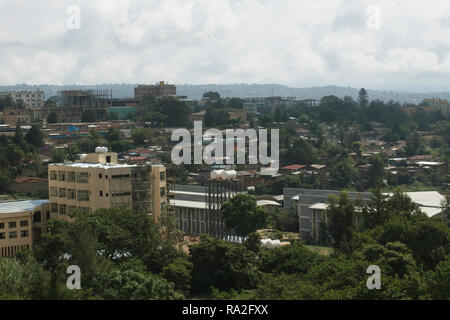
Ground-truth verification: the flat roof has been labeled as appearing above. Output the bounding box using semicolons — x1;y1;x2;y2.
170;199;207;210
0;200;49;214
50;162;139;169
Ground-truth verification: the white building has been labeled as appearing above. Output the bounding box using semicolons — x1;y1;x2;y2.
0;89;45;108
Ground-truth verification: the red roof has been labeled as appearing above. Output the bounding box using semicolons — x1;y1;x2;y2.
129;148;155;154
129;156;147;162
282;164;306;170
13;177;48;184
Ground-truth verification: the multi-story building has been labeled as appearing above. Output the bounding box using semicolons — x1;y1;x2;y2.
134;81;176;102
56;90;112;108
283;188;446;244
3;108;31;125
0;89;45;108
0;200;50;257
48;149;167;220
300;99;320;107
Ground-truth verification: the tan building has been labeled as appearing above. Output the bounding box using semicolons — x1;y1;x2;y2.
0;200;50;257
3;108;31;126
48;149;167;220
134;81;176;102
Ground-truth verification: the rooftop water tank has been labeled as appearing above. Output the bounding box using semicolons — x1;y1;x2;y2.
95;146;108;154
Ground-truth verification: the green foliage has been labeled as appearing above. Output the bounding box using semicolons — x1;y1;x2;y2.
259;242;323;274
189;235;259;293
161;257;193;294
221;194;268;238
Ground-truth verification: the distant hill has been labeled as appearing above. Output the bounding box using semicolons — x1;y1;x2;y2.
2;83;450;104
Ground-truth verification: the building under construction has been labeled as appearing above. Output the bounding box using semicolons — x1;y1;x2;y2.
56;89;113;108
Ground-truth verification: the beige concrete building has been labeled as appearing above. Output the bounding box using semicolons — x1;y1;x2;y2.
0;89;45;108
0;200;50;257
134;81;176;102
48;150;167;220
3;108;31;126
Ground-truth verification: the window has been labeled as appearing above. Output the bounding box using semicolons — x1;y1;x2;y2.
68;206;77;215
160;187;166;197
58;171;66;181
50;187;58;197
160;171;166;181
0;222;4;229
79;207;90;214
51;203;58;213
9;232;17;239
33;212;41;222
76;172;89;183
67;189;76;200
77;190;90;201
0;233;5;240
99;191;103;197
50;171;57;180
67;171;76;182
106;156;111;163
99;173;102;179
59;204;67;215
106;193;109;197
21;230;29;238
8;222;16;228
20;220;28;227
59;188;66;198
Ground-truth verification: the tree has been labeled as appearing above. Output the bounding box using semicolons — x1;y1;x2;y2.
105;128;121;142
327;192;356;251
259;242;323;274
161;257;193;294
25;124;45;148
227;97;244;109
203;91;220;100
50;148;67;163
13;124;25;146
47;111;58;123
358;88;369;108
189;235;258;293
221;194;268;238
81;109;98;122
132;128;149;146
368;154;385;187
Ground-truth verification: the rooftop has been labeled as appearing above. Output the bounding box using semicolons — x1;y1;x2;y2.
0;200;49;214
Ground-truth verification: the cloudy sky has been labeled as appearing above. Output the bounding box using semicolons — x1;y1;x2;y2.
1;0;450;91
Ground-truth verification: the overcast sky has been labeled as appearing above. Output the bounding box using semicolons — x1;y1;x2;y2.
1;0;450;92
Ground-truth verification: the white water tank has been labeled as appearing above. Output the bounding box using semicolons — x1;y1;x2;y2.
79;154;88;160
260;239;281;249
95;146;108;153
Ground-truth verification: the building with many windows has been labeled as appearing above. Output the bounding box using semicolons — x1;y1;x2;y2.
0;200;50;257
0;89;45;108
48;149;167;220
134;81;176;102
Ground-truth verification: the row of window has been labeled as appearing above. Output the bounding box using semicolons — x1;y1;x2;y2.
0;230;29;240
0;244;30;257
49;171;89;183
0;220;28;229
50;187;90;201
50;203;90;215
